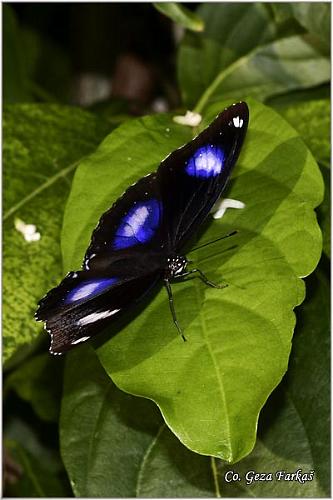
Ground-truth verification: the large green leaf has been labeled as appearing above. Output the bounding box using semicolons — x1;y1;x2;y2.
61;98;322;462
61;269;329;497
178;4;330;111
3;104;112;362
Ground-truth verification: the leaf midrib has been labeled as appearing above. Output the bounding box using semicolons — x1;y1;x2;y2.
193;278;233;460
84;383;113;496
3;157;86;221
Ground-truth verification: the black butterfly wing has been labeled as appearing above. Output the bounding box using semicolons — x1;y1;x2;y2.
36;258;162;354
157;101;249;252
84;173;166;272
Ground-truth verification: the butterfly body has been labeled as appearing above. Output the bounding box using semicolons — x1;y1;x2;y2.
36;102;249;354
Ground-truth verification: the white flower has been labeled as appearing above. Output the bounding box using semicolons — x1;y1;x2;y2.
14;218;41;242
211;198;246;219
173;111;202;127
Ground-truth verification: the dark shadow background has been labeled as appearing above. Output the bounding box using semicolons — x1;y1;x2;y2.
5;3;197;113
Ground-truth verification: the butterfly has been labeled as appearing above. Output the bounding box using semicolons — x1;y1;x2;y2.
35;102;249;354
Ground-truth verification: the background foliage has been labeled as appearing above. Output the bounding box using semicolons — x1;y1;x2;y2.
3;3;330;497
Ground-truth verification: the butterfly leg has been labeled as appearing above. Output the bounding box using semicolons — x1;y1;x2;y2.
176;269;228;289
164;279;187;342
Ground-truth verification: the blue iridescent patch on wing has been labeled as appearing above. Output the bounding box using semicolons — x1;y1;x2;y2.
65;277;118;304
185;145;225;178
113;198;162;250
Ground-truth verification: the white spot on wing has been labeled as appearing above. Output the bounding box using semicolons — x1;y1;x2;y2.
71;336;91;345
211;198;246;219
233;116;244;128
15;218;41;242
78;308;120;326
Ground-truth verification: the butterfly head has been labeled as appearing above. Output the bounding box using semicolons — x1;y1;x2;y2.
166;255;187;278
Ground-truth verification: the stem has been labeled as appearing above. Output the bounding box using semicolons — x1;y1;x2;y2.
193;53;250;114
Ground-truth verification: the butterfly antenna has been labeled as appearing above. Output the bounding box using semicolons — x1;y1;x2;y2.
189;230;238;253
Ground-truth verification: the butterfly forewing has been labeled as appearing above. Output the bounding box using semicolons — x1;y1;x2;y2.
84;173;166;272
157;102;249;251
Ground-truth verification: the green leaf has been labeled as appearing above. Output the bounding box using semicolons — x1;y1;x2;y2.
134;427;218;497
273;100;330;257
61;98;323;463
267;84;330;107
5;440;69;497
178;3;278;108
60;346;162;497
3;104;112;363
4;414;61;469
291;3;330;49
154;3;204;32
178;4;330;111
270;3;294;24
5;353;64;422
274;99;330;168
271;0;331;49
195;37;329;113
4;411;70;497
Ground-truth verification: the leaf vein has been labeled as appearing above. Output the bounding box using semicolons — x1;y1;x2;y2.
3;157;85;221
135;423;165;497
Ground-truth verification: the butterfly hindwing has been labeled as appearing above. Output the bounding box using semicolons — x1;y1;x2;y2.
36;264;161;354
